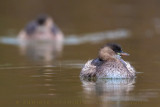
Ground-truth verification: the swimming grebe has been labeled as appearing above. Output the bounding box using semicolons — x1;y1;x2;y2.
18;14;63;42
18;15;64;62
80;43;135;79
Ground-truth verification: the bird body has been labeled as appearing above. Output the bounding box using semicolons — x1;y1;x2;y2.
80;43;135;79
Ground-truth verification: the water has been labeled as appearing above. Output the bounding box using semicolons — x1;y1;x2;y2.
0;0;160;107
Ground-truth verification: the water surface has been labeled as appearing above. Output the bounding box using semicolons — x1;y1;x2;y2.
0;0;160;107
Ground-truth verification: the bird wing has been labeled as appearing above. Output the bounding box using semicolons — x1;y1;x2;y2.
96;60;134;78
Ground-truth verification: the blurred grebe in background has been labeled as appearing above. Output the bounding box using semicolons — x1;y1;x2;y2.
18;14;64;62
18;14;63;42
80;43;135;79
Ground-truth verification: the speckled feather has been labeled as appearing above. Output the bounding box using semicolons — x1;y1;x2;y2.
80;59;135;79
80;60;96;78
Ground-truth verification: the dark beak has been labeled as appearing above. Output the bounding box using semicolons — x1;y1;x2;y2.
119;52;129;56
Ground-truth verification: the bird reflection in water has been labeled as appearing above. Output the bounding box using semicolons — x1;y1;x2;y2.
80;78;135;106
18;14;64;62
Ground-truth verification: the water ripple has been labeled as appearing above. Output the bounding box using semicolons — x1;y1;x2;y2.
0;29;130;46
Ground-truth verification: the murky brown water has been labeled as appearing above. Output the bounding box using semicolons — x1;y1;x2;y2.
0;0;160;107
